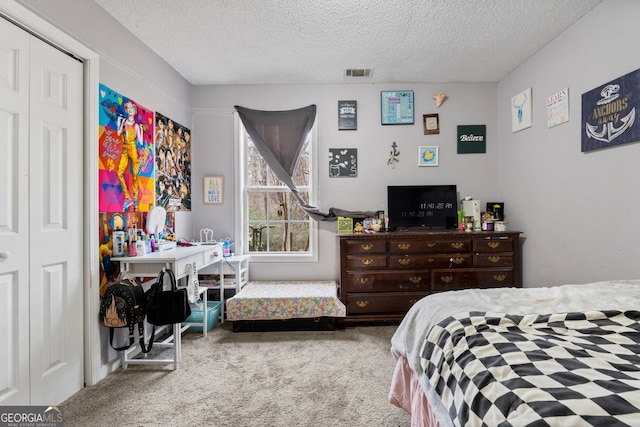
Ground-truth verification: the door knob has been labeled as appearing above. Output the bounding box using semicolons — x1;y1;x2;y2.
0;250;10;261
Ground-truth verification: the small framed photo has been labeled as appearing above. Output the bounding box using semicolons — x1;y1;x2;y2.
381;90;414;125
418;146;439;167
203;175;224;204
423;113;440;135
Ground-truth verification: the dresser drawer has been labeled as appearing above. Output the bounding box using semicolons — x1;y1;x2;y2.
473;237;514;252
389;238;471;254
432;268;514;292
346;291;429;315
338;231;521;323
345;254;387;269
344;239;386;254
390;253;472;269
345;270;430;292
474;253;514;268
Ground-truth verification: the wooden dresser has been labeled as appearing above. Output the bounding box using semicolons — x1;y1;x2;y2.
338;230;522;323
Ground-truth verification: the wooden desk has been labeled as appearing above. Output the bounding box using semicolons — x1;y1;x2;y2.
112;243;223;369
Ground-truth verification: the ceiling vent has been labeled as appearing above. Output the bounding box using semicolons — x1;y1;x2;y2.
344;68;373;78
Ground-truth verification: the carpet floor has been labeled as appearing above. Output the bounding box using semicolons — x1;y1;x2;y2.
62;322;411;426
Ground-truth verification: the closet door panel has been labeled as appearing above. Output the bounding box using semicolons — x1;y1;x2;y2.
0;17;30;406
28;34;84;406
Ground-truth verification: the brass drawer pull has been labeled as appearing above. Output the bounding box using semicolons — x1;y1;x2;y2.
409;299;418;305
450;257;464;264
361;259;373;266
356;277;368;285
488;256;501;263
398;258;411;266
360;243;374;251
427;242;437;248
450;242;464;249
397;243;411;251
488;242;501;249
440;275;454;284
409;276;422;284
427;258;435;263
356;300;369;307
493;274;507;282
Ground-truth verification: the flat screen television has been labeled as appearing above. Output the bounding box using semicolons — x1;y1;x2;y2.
387;185;458;230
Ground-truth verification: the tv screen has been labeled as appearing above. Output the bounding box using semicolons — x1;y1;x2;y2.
387;185;458;230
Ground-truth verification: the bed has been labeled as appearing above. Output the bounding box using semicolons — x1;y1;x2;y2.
389;280;640;426
225;280;346;330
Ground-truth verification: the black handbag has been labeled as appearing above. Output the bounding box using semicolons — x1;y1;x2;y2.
146;268;192;326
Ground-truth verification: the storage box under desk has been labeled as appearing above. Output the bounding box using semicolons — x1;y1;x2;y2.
184;301;221;332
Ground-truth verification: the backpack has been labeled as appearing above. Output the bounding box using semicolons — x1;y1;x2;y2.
99;274;153;352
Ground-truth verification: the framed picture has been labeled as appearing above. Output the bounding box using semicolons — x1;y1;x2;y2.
381;90;414;125
511;87;532;132
457;125;486;154
338;100;357;130
418;146;439;166
423;113;440;135
203;176;223;204
582;68;640;152
547;88;569;128
329;148;358;177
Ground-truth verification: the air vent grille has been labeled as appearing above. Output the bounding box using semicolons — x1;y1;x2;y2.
344;68;373;78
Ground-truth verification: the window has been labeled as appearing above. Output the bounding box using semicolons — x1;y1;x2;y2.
237;120;317;260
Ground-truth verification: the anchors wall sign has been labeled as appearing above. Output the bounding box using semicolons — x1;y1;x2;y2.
582;68;640;152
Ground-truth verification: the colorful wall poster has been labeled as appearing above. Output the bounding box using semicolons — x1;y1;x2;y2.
98;84;155;212
155;112;192;211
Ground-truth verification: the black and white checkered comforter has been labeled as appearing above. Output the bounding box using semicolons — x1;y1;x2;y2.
421;310;640;426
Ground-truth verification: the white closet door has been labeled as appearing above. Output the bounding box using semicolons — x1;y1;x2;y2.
28;30;84;405
0;17;84;405
0;15;31;406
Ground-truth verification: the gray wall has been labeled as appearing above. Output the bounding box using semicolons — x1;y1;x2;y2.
497;0;640;286
191;83;499;280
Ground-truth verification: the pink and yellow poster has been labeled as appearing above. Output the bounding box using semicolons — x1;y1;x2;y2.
98;84;155;212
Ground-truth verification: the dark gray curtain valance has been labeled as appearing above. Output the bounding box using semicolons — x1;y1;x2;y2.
235;105;374;222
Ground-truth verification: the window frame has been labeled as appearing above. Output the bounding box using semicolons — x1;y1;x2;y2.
234;113;318;262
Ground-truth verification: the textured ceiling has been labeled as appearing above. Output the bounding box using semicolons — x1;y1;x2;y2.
93;0;602;85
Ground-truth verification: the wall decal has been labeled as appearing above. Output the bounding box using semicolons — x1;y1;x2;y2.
387;142;400;168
